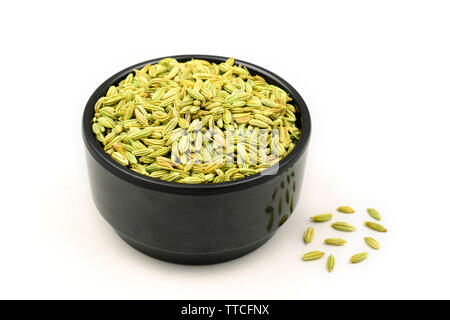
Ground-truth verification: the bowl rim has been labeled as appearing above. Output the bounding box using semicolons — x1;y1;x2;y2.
82;54;311;194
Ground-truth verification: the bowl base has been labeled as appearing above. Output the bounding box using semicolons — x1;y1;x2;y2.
115;230;274;265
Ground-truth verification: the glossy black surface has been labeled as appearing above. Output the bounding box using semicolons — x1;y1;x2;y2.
82;55;311;264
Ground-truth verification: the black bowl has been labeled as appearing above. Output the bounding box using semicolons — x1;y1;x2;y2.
82;55;311;265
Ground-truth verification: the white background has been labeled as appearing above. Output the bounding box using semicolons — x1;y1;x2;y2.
1;0;449;299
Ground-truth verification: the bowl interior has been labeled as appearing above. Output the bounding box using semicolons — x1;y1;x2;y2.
82;55;311;194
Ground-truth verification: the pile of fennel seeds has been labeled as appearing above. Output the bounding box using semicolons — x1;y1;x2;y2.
302;207;388;272
91;58;302;184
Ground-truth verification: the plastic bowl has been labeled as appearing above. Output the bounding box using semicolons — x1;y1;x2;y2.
82;55;311;264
